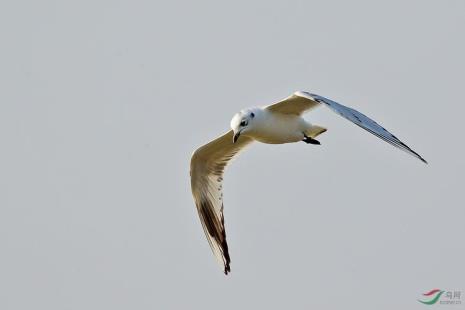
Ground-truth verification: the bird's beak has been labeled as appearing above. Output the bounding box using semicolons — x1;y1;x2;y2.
233;131;241;143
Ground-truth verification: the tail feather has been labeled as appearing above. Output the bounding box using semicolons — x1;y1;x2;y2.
306;125;327;138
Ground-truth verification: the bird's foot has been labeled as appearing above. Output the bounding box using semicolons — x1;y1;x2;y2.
302;135;321;145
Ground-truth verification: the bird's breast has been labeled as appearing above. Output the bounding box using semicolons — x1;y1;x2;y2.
249;113;308;144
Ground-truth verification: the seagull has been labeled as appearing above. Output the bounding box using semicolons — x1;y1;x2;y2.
190;91;426;275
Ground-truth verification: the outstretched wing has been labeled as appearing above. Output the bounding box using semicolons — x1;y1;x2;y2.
265;91;320;115
190;130;253;274
267;91;427;163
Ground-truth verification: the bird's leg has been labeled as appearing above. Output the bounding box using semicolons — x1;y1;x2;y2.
302;133;321;145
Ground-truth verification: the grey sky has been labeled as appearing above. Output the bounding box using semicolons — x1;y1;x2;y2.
1;0;464;309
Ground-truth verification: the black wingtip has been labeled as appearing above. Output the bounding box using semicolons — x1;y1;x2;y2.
405;144;427;164
223;259;231;275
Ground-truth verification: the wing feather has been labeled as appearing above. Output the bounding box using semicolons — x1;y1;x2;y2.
270;91;427;163
265;91;320;115
190;130;253;274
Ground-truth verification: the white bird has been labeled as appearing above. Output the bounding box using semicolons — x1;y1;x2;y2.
190;91;426;274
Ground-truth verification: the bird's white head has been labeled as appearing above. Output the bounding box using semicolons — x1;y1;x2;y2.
230;109;259;143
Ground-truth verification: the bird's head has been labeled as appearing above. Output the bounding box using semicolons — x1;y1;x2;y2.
230;109;256;143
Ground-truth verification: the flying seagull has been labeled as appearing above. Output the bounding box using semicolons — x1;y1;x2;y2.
190;91;426;274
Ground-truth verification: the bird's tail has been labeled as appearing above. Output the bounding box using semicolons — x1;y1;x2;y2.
305;125;327;138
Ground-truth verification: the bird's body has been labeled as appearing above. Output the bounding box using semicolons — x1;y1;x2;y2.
238;108;314;144
190;91;426;275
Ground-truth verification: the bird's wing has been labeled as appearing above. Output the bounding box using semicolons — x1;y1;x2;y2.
190;130;253;274
269;91;427;163
265;91;321;115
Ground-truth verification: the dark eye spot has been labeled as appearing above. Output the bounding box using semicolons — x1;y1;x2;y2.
240;120;246;126
250;112;255;118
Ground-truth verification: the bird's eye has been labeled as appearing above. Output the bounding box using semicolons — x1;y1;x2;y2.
240;120;247;127
250;112;255;118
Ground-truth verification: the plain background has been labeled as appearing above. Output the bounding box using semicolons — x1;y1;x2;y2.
1;0;464;309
